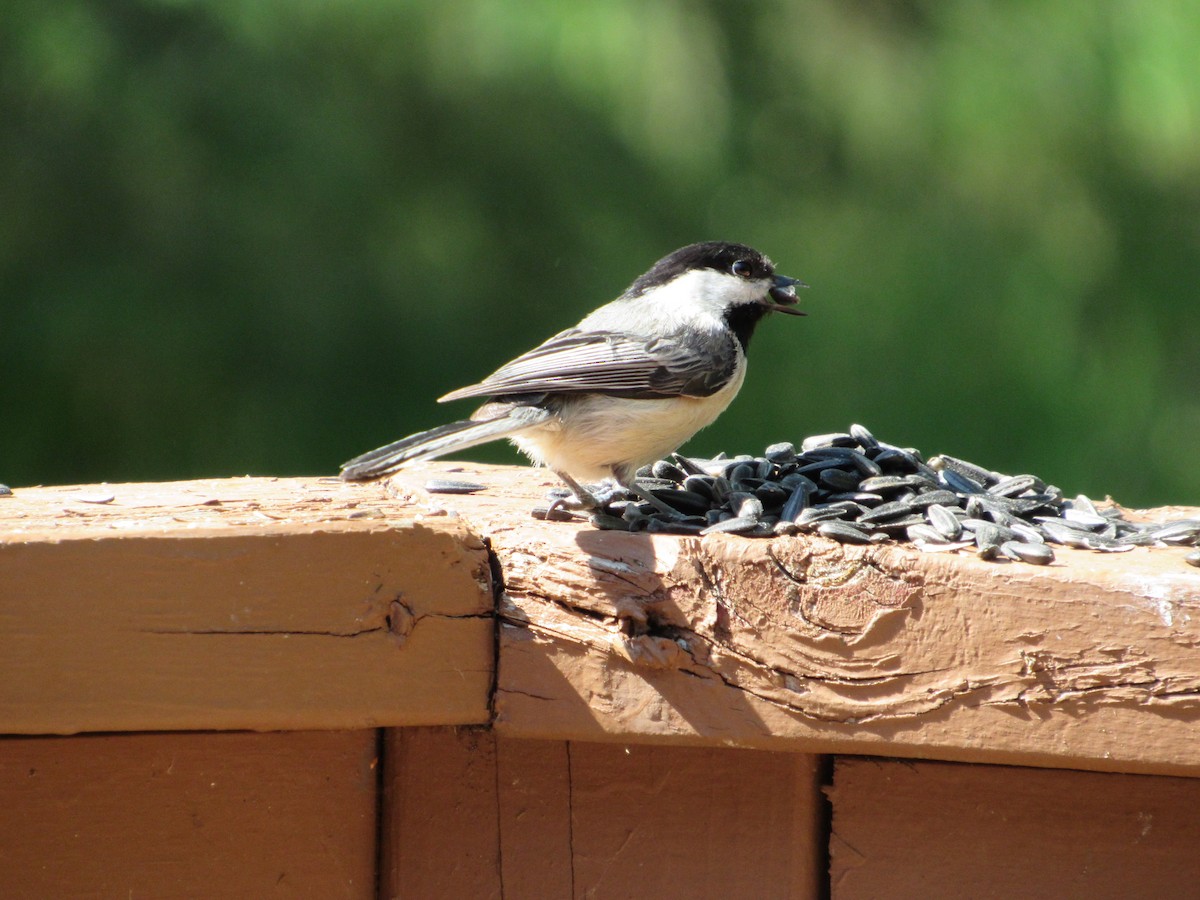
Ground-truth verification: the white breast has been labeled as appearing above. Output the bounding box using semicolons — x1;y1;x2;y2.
509;358;747;484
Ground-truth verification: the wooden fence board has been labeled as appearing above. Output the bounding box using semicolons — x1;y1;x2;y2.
496;737;575;897
563;742;822;899
382;727;503;899
828;757;1200;899
0;730;377;898
380;728;823;899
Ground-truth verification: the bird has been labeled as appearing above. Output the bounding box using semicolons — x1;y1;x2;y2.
339;241;806;513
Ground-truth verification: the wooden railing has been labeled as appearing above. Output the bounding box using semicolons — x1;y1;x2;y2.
2;463;1198;897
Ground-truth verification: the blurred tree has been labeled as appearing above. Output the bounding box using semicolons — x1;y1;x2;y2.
2;0;1197;506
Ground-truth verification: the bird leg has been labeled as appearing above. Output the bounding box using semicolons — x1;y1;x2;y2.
544;470;607;516
544;470;685;521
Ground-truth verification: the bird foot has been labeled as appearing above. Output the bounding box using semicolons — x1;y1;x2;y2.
542;481;625;516
542;471;689;522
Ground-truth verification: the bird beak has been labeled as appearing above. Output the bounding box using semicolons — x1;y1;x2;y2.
767;274;808;315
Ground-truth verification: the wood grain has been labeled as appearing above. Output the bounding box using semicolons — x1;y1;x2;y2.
380;728;822;900
0;477;493;734
562;741;822;899
828;758;1200;899
382;727;503;899
3;466;1199;777
0;730;378;898
392;464;1200;777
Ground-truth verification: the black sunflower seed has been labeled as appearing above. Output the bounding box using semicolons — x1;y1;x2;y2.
701;515;761;536
817;521;873;544
527;426;1200;568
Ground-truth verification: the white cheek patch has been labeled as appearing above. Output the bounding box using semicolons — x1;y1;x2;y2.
580;268;772;338
650;268;770;321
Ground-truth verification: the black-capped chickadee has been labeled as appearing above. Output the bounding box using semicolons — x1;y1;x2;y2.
340;241;806;510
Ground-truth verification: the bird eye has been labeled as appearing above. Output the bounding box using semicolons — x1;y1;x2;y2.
732;260;753;278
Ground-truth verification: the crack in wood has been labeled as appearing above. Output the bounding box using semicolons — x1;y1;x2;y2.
138;627;392;637
467;468;1200;769
675;651;989;725
138;610;492;640
497;687;558;702
1014;677;1200;708
484;535;505;728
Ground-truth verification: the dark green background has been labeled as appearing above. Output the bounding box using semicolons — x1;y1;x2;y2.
4;1;1198;507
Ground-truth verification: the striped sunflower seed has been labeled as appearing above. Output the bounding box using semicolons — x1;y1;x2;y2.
701;515;761;536
926;504;963;540
527;425;1200;568
1001;541;1055;565
817;521;873;544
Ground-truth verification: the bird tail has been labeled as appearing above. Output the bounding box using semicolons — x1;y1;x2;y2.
339;412;540;481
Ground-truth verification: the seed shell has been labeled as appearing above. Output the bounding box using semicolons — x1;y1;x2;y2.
1001;541;1055;565
424;479;486;494
817;521;873;544
926;504;963;540
700;515;760;536
524;424;1200;568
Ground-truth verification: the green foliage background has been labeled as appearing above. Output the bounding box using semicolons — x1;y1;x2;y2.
4;0;1198;506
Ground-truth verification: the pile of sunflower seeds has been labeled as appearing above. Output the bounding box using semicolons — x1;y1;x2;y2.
535;424;1200;566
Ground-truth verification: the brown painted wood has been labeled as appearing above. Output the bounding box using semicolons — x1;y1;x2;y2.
0;730;378;898
0;477;493;734
382;727;503;899
371;463;1200;777
380;728;823;899
496;737;574;897
563;742;823;899
828;758;1200;899
4;466;1200;781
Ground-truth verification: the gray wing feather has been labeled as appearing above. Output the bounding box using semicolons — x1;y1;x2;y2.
439;329;736;403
